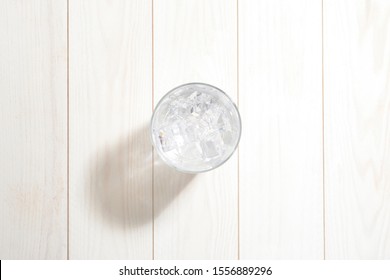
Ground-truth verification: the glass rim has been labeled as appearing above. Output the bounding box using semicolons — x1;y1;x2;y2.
150;82;242;174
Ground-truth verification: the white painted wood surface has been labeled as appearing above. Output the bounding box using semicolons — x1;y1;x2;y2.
69;0;153;259
153;0;238;259
324;0;390;259
239;0;323;259
0;0;389;260
0;0;67;259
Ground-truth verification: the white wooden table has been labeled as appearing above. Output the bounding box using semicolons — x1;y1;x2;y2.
0;0;389;259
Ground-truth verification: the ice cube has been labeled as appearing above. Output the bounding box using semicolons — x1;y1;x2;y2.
157;129;176;152
179;142;203;161
201;140;219;159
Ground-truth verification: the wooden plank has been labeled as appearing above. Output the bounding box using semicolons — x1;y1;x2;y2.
324;0;390;259
153;0;238;259
239;0;323;259
69;0;153;259
0;0;67;259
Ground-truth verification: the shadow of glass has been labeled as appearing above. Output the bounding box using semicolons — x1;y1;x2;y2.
91;124;195;228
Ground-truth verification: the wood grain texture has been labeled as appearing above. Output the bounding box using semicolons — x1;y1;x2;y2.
324;0;390;259
0;0;67;259
153;0;238;259
69;0;153;259
239;0;324;259
2;0;390;260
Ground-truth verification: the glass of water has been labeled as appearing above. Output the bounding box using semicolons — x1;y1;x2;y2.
151;83;241;173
